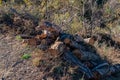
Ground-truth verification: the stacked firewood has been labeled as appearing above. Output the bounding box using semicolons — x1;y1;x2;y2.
20;21;120;80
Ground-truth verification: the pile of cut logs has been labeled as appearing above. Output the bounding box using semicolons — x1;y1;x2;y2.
20;21;120;80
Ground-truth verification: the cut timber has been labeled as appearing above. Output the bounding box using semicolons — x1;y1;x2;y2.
72;49;82;59
22;38;40;46
84;38;96;45
49;41;66;57
64;38;71;45
50;41;66;53
35;34;47;39
50;41;63;50
47;49;60;57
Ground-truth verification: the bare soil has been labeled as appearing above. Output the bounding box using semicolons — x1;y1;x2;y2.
0;34;44;80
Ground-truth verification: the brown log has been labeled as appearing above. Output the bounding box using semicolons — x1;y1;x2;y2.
50;41;63;50
35;34;47;39
72;49;82;59
84;37;96;45
25;38;39;46
47;41;66;58
47;49;60;57
63;38;71;45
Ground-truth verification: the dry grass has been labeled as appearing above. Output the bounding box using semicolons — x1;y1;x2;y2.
94;41;120;64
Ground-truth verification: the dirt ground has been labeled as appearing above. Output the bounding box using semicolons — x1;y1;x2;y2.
0;34;46;80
